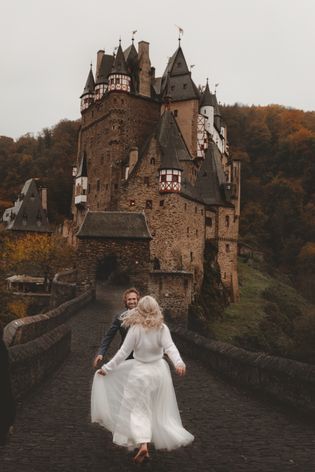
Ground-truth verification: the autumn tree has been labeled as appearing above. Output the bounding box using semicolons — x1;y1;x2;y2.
3;234;75;287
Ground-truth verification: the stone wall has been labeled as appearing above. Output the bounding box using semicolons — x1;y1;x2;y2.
5;288;94;399
79;92;160;212
171;326;315;415
50;269;77;309
149;271;193;327
4;289;94;347
76;238;150;293
120;138;205;293
9;324;71;400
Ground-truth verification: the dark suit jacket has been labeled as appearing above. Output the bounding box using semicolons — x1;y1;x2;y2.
97;311;129;357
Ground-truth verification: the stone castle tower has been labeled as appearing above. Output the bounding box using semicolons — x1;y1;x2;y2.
67;37;241;323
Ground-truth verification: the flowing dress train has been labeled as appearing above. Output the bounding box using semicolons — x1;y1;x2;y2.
91;324;194;450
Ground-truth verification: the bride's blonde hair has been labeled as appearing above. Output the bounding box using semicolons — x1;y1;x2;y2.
122;295;164;329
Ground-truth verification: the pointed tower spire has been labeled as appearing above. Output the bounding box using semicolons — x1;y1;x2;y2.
108;42;131;93
80;65;95;112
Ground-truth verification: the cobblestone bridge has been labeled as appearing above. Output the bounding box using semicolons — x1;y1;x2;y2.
1;284;315;472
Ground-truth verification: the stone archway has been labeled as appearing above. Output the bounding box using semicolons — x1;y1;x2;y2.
76;237;151;293
96;254;118;282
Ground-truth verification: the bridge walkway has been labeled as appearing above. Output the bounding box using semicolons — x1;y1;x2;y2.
1;283;315;472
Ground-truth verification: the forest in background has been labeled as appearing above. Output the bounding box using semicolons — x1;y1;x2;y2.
0;104;314;301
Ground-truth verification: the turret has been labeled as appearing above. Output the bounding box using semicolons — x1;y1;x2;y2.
158;111;183;193
108;42;131;93
75;152;88;206
95;51;114;101
80;65;95;112
200;80;215;136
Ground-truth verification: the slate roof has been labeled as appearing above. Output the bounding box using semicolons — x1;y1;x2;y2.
96;54;114;85
161;46;199;101
3;179;51;232
81;67;95;97
76;151;88;177
111;44;130;75
195;144;227;206
76;211;152;239
157;110;192;169
200;81;217;108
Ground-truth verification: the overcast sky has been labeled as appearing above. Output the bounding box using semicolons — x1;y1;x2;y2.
1;0;314;139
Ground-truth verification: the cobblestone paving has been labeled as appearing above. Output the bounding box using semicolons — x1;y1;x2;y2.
1;283;315;472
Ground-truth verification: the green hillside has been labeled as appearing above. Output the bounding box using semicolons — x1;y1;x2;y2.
210;258;315;363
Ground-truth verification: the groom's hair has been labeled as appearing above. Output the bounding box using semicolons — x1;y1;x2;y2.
123;287;140;303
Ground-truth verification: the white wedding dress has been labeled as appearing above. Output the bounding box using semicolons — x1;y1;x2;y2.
91;323;194;450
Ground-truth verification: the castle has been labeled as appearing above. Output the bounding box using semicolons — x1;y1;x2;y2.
68;36;241;323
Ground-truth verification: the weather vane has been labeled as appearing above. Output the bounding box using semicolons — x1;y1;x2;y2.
132;30;137;42
175;25;184;43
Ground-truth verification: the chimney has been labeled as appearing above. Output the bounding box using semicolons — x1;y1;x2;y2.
96;49;105;79
138;41;151;97
128;146;139;176
40;187;48;212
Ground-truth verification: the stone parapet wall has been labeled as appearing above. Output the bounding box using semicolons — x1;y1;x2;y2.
50;269;78;308
9;324;71;400
171;326;315;414
4;289;94;347
149;271;193;326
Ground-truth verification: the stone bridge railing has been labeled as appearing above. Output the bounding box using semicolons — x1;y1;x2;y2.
4;288;94;399
50;269;78;308
171;325;315;416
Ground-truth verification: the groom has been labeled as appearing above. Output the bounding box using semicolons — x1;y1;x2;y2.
93;287;140;368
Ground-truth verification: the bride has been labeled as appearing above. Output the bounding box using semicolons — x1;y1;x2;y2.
91;295;194;463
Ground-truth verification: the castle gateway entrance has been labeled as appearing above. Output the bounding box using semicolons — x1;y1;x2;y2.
75;211;152;292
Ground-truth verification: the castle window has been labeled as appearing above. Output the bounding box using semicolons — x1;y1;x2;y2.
206;217;212;227
187;227;189;236
183;83;187;89
121;99;124;105
196;229;198;236
150;158;155;165
144;177;149;186
145;200;152;209
88;184;91;194
226;244;230;253
184;203;187;210
184;279;188;290
201;209;204;215
97;180;100;191
190;252;193;262
129;200;135;206
159;200;164;207
225;215;230;227
114;184;118;190
195;206;197;213
173;110;178;117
